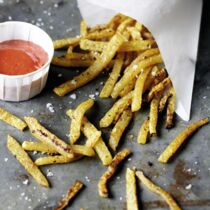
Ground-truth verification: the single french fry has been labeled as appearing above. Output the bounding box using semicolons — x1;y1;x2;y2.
80;20;88;36
136;171;181;210
53;28;115;50
159;88;173;113
24;117;74;158
80;39;154;52
100;53;124;98
68;99;94;144
35;155;82;166
158;118;209;163
22;141;57;154
0;108;27;131
51;57;93;67
98;148;131;197
147;77;171;102
118;78;136;98
117;17;135;33
53;33;125;96
72;145;95;157
79;116;112;166
100;91;133;128
149;97;160;136
7;135;49;187
166;88;176;128
126;168;139;210
112;54;163;98
132;67;152;112
54;180;84;210
109;109;133;151
137;118;150;144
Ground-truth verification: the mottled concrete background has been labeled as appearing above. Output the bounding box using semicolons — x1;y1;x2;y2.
0;0;210;209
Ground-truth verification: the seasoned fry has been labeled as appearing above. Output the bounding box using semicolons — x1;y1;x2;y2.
35;155;82;166
65;52;94;60
68;98;94;144
7;135;49;187
54;180;84;210
149;97;160;136
127;26;142;41
136;171;181;210
166;88;176;128
100;53;124;98
137;118;150;144
100;91;133;128
53;28;115;50
98;148;131;197
107;13;128;30
132;67;152;112
80;39;106;52
22;141;57;154
0;108;27;131
112;54;163;98
53;33;125;96
147;77;171;102
126;168;139;210
51;56;93;67
24;117;74;158
109;109;133;151
117;17;135;33
158;118;209;163
80;20;88;36
118;78;136;97
72;145;95;157
159;88;173;113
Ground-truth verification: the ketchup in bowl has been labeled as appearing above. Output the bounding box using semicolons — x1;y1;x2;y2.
0;39;48;76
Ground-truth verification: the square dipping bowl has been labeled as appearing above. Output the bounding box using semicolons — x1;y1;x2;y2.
0;21;54;101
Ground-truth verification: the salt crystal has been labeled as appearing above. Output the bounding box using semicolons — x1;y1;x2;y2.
0;0;4;4
71;80;77;85
128;158;132;161
116;176;120;180
95;91;99;96
21;192;25;197
40;0;43;4
54;3;58;7
133;64;138;70
58;73;62;77
37;18;42;22
47;170;54;177
49;25;54;30
9;186;13;190
185;184;192;190
70;93;77;100
23;179;29;185
28;206;32;209
48;12;51;16
152;71;157;76
8;16;12;20
46;103;55;113
194;161;198;165
187;168;192;172
119;197;123;201
203;96;207;99
30;110;34;113
89;94;95;99
4;158;8;162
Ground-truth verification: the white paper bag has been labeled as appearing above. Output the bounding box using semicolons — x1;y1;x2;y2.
77;0;203;121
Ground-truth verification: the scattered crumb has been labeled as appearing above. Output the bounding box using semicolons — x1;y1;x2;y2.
70;93;77;100
185;184;192;190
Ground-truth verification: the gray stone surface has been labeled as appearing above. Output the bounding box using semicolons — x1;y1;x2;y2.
0;0;210;209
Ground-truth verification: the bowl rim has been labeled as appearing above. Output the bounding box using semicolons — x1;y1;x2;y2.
0;21;54;79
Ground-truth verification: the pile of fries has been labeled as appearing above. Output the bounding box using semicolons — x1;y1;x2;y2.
0;13;209;210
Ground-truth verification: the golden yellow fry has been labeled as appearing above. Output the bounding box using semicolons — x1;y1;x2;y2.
118;78;136;97
24;117;74;158
99;53;124;98
127;26;142;41
22;141;57;154
72;145;95;157
132;67;152;112
53;33;125;96
100;91;133;128
65;52;94;60
54;180;84;210
166;88;176;129
88;24;107;33
0;108;27;131
98;148;132;197
149;97;160;136
126;168;139;210
80;39;154;52
7;135;49;188
35;155;82;166
80;20;88;36
147;77;171;102
80;117;112;166
159;88;173;113
123;48;159;75
137;118;150;144
109;109;133;151
143;67;167;92
53;28;115;50
136;171;181;210
69;98;94;144
112;54;163;98
51;56;93;67
158;118;209;163
117;17;135;33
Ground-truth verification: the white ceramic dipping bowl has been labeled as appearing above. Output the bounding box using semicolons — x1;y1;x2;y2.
0;21;54;101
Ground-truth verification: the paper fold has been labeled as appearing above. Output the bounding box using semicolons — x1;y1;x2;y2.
78;0;203;121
